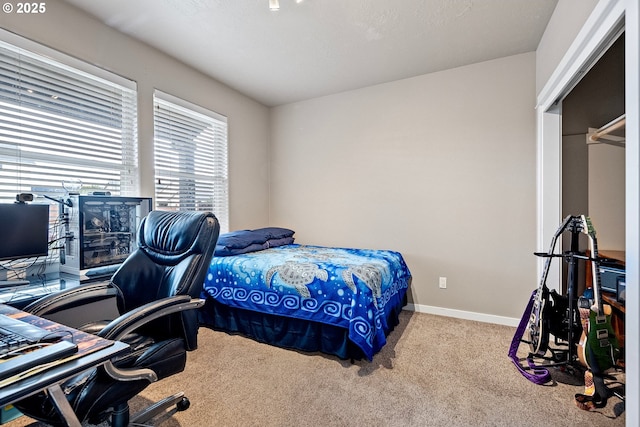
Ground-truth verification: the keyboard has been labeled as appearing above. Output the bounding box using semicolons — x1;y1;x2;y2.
0;314;68;356
0;340;78;382
0;314;78;382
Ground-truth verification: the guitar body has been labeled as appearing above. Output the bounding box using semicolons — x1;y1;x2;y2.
528;287;550;356
577;304;617;371
577;331;588;368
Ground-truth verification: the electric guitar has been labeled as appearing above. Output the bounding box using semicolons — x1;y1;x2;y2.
527;215;572;356
576;215;618;371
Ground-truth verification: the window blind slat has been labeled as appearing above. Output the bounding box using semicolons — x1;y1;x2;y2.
153;93;228;232
0;51;131;123
0;38;138;202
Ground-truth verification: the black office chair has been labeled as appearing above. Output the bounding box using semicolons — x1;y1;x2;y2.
15;210;220;427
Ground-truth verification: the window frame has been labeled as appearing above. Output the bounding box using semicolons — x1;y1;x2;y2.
0;29;139;202
153;90;229;232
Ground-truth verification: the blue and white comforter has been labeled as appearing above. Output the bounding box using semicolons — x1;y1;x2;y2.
202;244;411;360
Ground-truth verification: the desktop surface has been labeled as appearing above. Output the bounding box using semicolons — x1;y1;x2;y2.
0;304;128;408
0;274;83;309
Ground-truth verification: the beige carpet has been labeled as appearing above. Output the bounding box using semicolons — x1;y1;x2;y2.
7;311;625;426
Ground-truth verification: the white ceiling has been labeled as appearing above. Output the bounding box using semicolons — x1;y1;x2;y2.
63;0;558;107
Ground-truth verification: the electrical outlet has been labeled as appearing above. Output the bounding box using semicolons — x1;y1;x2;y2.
439;276;447;289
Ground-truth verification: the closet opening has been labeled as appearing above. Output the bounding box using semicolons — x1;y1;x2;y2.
561;32;625;297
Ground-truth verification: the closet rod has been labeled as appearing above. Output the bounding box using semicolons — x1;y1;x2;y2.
588;113;626;142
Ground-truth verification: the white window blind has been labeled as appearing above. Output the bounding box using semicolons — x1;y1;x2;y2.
0;36;138;203
153;91;229;232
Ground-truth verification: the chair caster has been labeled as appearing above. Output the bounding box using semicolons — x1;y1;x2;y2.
130;392;190;425
177;397;190;411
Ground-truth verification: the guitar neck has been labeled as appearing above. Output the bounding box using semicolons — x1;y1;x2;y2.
580;215;604;315
537;215;574;292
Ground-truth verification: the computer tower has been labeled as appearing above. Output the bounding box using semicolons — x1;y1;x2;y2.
60;195;152;281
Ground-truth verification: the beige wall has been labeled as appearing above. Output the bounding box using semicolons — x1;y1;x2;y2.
270;53;537;319
0;0;271;231
536;0;600;95
588;143;625;248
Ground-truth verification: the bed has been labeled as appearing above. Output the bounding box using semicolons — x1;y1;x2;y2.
198;228;412;361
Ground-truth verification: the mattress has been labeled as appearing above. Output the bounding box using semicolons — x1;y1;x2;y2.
200;244;411;360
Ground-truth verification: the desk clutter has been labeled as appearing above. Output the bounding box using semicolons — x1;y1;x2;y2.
0;404;21;424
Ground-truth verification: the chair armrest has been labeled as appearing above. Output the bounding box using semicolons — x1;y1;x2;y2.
97;296;205;341
100;296;204;384
23;281;118;317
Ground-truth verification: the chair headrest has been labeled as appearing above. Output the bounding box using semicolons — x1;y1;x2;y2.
138;210;219;265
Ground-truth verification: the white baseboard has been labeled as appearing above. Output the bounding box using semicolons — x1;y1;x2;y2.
403;303;520;327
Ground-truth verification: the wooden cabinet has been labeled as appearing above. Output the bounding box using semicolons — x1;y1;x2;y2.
602;292;625;362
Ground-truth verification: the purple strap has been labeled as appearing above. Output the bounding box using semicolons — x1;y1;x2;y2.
508;290;551;385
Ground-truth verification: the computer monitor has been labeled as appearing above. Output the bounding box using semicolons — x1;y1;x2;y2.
0;203;50;262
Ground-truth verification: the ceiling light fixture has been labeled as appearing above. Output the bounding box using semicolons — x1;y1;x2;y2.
269;0;303;11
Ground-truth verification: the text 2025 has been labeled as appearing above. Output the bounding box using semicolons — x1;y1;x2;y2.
17;2;46;13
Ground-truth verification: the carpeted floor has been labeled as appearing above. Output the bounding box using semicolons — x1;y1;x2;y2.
7;310;625;426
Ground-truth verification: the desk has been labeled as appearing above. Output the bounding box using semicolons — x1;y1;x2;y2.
0;275;83;309
0;304;128;426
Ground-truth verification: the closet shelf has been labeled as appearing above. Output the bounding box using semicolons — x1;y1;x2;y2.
587;113;626;145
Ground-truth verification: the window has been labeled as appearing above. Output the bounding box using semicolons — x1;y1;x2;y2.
0;33;138;203
153;91;229;232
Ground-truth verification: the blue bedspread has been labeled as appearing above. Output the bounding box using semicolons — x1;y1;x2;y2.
202;244;411;360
